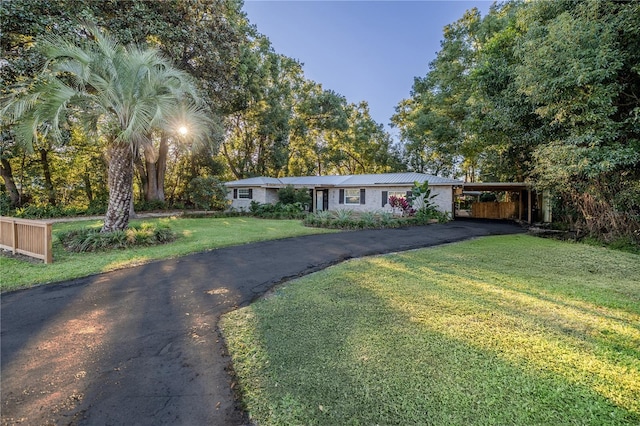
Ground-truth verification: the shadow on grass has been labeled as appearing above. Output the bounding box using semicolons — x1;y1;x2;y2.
223;257;640;425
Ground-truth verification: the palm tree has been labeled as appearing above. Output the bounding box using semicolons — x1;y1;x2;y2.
3;26;210;231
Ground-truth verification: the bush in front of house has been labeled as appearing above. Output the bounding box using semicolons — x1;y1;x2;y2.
303;209;447;230
277;185;311;207
59;223;176;252
249;200;307;219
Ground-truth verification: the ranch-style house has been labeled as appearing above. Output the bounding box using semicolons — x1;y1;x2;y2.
225;172;462;215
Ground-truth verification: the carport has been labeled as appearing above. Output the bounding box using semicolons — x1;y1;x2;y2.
454;182;546;224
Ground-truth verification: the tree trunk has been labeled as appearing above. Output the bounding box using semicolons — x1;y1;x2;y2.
135;157;149;201
102;143;133;232
0;158;20;207
83;171;93;202
221;141;242;179
145;159;158;201
156;134;168;202
138;134;168;202
129;193;137;219
39;148;57;206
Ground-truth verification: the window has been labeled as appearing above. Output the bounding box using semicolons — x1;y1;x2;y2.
339;188;365;205
345;189;361;205
238;188;252;199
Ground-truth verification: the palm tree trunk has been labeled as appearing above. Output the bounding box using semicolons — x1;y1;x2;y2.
102;144;133;232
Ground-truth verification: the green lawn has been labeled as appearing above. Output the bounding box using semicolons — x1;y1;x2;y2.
0;216;335;292
220;235;640;425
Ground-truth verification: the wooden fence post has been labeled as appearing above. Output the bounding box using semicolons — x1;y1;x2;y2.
12;219;17;255
44;222;53;264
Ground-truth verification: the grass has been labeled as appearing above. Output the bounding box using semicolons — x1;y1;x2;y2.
0;216;335;292
220;234;640;425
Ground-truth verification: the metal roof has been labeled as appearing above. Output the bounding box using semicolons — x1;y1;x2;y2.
225;173;462;188
339;173;461;186
224;177;282;187
461;182;531;191
279;175;349;186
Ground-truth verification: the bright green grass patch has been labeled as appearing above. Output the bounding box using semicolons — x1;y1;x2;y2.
0;216;335;291
220;234;640;425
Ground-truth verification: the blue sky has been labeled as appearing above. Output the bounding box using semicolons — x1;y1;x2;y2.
242;0;493;134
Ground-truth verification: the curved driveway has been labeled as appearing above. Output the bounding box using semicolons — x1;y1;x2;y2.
1;220;524;425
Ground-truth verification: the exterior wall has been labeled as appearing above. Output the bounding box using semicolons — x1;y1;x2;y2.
265;188;279;204
227;187;281;210
324;185;454;214
228;185;454;214
227;187;264;210
425;186;454;214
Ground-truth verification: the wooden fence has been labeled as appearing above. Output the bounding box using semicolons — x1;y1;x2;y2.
471;201;519;220
0;216;53;264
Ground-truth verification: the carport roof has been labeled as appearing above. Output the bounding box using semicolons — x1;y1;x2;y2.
461;182;531;191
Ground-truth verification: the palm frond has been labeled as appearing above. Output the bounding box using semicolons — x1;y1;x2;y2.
8;24;213;154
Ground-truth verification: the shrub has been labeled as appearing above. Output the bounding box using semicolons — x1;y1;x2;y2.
333;209;353;220
249;200;262;214
85;196;108;215
135;199;167;212
59;223;177;252
409;181;438;211
187;177;229;210
359;211;378;228
480;192;498;202
303;208;448;230
0;193;14;216
388;195;413;216
248;201;307;219
278;185;311;208
14;203;83;219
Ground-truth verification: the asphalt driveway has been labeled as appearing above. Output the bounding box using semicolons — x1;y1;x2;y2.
1;219;525;425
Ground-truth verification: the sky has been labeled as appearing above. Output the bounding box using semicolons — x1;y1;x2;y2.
242;0;493;135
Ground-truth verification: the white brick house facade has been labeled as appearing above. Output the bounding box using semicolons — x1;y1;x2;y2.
225;173;462;215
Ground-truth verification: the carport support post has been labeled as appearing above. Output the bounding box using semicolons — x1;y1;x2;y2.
519;190;523;221
527;189;532;224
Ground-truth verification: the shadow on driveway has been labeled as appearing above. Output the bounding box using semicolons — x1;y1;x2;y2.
1;220;524;425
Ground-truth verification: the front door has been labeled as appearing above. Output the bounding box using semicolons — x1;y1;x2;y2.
315;189;329;211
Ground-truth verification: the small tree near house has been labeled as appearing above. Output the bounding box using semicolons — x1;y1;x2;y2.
409;181;439;219
188;177;229;210
277;185;311;209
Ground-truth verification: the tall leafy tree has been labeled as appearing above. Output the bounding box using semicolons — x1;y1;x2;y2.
327;102;403;175
288;83;349;176
220;36;303;179
395;0;639;240
4;26;210;231
1;0;247;206
0;0;85;207
466;1;547;182
515;0;640;238
88;0;247;201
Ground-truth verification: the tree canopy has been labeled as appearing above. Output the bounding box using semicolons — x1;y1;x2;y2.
0;0;401;218
393;0;639;241
3;25;211;231
2;0;637;243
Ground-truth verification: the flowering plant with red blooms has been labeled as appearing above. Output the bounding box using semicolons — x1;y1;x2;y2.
388;195;414;216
